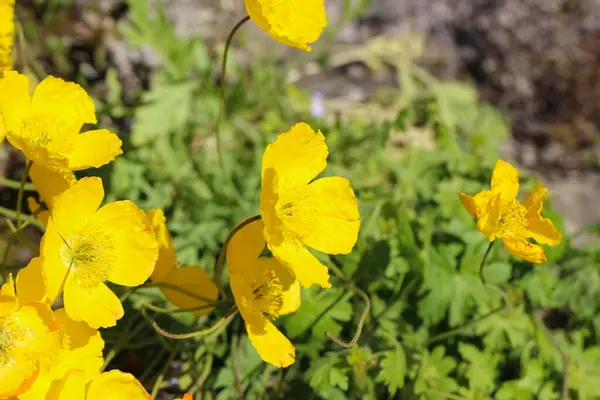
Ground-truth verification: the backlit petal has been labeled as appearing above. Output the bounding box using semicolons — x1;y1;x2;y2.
490;159;519;200
16;257;48;306
227;218;266;276
69;129;123;170
269;236;331;288
502;238;546;263
63;276;124;328
247;319;295;368
258;257;300;315
93;201;158;287
159;266;219;316
147;209;177;281
261;123;327;193
86;371;151;400
51;177;104;235
230;271;264;330
40;219;70;304
0;71;30;135
476;192;501;241
523;182;562;246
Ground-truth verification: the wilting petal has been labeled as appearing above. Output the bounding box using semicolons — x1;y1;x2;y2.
146;209;177;281
269;235;331;288
502;238;546;263
159;266;219;316
69;129;123;170
490;159;519;200
227;218;267;276
51;177;104;235
0;71;31;135
261;123;327;193
63;276;124;329
86;371;151;400
247;319;295;368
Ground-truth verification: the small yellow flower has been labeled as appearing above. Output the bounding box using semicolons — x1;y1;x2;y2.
0;263;63;399
261;122;360;288
27;163;77;226
228;218;300;368
175;395;193;400
47;369;151;400
0;0;15;73
244;0;327;51
41;177;158;328
146;209;219;316
0;71;123;174
459;159;563;263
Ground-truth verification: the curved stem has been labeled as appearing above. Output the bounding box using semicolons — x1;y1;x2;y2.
327;284;370;348
213;215;262;298
16;161;33;231
152;307;238;340
479;240;495;285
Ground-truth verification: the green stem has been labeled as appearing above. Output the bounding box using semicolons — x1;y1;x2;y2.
426;304;505;345
479;241;495;285
151;350;176;399
213;215;262;298
16;161;33;231
152;307;238;340
0;205;44;231
0;177;35;191
327;283;370;348
5;219;39;252
101;316;147;371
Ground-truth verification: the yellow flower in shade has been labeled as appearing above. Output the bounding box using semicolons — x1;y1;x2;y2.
0;71;123;174
261;122;360;288
0;261;63;399
175;395;193;400
459;159;563;263
244;0;326;51
41;177;158;328
47;369;150;400
27;163;77;226
228;218;300;368
146;209;219;316
0;0;15;73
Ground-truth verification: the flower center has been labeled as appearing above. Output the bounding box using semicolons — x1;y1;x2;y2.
252;269;284;319
60;225;116;288
494;199;528;239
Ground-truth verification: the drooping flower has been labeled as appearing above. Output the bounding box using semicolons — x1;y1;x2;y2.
47;369;151;400
0;0;15;73
459;159;562;263
146;209;219;316
260;122;360;288
27;163;77;226
41;177;158;328
244;0;327;51
0;71;123;175
0;260;63;399
228;218;300;368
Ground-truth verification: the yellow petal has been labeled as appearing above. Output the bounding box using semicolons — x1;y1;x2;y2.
159;266;219;316
63;275;124;328
16;257;49;306
40;219;70;304
0;115;6;143
230;271;264;329
68;129;123;170
458;192;477;217
51;177;104;235
29;163;76;210
269;236;331;288
502;238;546;263
86;371;151;400
227;218;267;276
258;257;300;315
476;193;501;241
27;197;50;226
247;319;295;368
92;201;158;287
283;176;360;255
523;182;563;246
261;123;327;193
30;75;96;134
45;369;88;400
490;159;519;200
0;71;30;135
147;209;177;281
175;395;193;400
244;0;326;51
0;273;17;316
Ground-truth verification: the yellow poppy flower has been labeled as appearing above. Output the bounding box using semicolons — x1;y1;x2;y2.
260;122;360;288
0;71;123;174
47;369;150;400
0;268;63;399
244;0;326;51
0;0;15;73
459;159;563;263
228;218;300;368
146;209;219;316
27;163;77;226
41;177;158;328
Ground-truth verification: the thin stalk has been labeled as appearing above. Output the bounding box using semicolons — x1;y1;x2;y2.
151;351;176;399
152;307;238;340
426;304;505;345
0;177;35;191
327;283;370;348
0;205;45;231
16;161;33;231
479;240;495;285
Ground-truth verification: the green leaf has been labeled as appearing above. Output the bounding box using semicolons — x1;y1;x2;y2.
376;341;406;396
306;356;349;394
414;346;459;396
457;343;500;393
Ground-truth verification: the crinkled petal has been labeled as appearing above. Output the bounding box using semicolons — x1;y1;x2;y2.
86;371;151;400
16;257;49;306
63;275;124;328
247;319;295;368
523;182;562;246
92;201;158;287
68;129;123;170
147;209;177;281
261;123;327;194
0;71;30;135
257;257;300;315
51;177;104;235
227;218;267;276
41;219;70;304
159;266;219;316
490;159;519;200
244;0;326;51
502;238;546;263
269;235;331;288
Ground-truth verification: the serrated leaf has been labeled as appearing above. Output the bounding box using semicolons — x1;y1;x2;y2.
376;341;406;395
458;343;499;393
